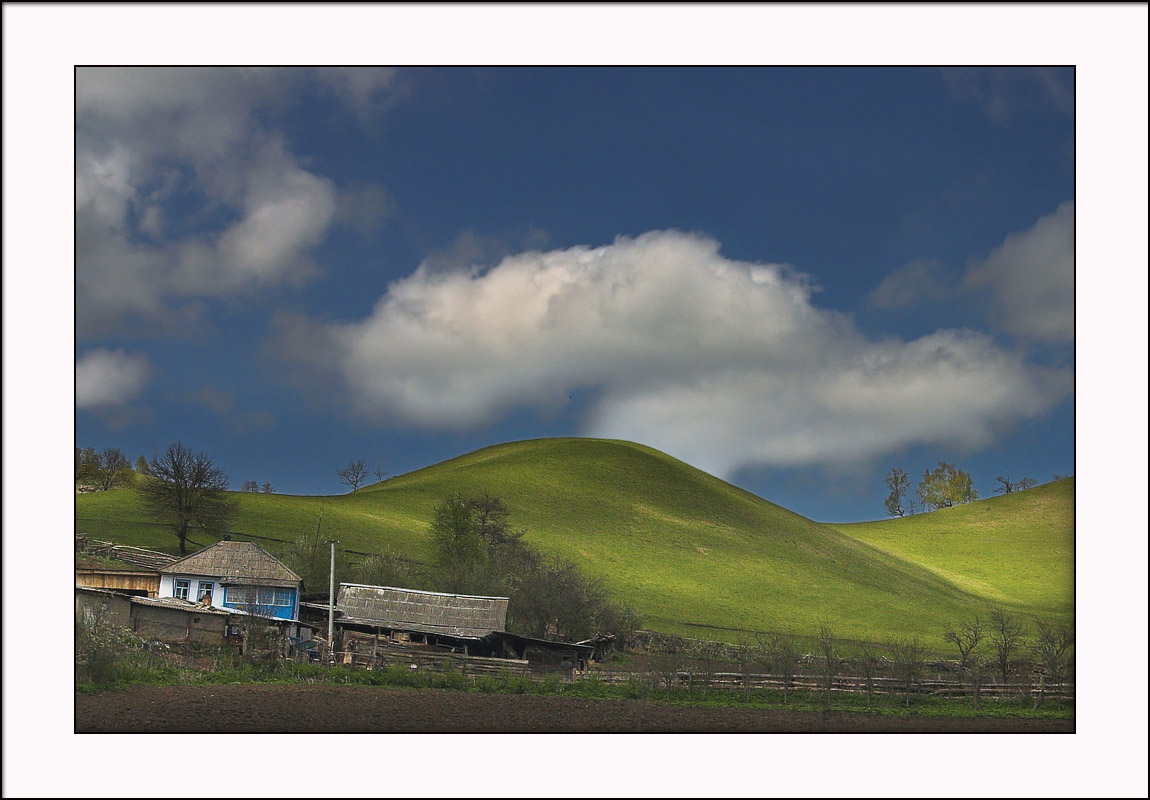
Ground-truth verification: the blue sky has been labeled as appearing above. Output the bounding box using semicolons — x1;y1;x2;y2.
73;65;1077;521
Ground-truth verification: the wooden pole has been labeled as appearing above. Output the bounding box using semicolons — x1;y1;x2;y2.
327;539;338;658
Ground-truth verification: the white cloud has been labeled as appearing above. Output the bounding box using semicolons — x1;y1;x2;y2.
966;201;1074;343
75;67;396;336
276;230;1072;476
75;349;151;409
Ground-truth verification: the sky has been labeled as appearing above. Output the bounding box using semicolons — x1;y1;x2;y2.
4;7;1148;797
73;64;1078;522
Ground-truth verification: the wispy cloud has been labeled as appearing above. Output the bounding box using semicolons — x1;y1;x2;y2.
965;201;1074;344
939;67;1074;122
867;258;952;310
76;349;151;409
273;230;1072;477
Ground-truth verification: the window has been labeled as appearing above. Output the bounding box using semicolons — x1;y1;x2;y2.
173;579;190;600
223;586;293;610
197;581;214;602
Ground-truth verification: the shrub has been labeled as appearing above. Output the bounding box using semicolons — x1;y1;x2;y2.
75;609;144;686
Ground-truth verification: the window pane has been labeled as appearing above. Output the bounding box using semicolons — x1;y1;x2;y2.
174;580;190;600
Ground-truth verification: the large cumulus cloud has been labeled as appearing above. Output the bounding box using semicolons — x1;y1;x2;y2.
274;230;1072;477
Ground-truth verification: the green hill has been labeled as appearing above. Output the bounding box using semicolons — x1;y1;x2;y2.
75;438;1073;648
829;478;1074;616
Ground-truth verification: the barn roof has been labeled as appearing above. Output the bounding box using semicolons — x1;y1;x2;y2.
159;540;300;587
335;583;509;639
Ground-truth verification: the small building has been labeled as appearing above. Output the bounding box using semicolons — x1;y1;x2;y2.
158;540;304;636
75;586;133;629
128;596;233;645
311;583;593;673
74;536;177;598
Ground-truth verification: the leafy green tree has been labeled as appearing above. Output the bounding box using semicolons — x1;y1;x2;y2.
75;446;99;485
137;442;238;555
884;467;911;517
430;494;488;592
916;461;978;511
352;547;418;588
134;454;152;476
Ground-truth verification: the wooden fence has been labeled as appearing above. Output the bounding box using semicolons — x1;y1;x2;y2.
590;669;1075;700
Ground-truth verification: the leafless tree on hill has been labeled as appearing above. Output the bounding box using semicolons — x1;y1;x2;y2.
336;459;371;491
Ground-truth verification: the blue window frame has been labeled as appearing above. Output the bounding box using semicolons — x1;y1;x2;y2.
197;581;214;602
173;579;190;600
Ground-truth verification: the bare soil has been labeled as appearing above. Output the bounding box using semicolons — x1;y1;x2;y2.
74;685;1073;733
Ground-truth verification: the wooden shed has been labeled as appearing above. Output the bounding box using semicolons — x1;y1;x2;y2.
74;536;176;598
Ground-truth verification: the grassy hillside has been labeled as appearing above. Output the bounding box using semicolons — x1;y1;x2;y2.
76;439;1073;649
829;478;1074;617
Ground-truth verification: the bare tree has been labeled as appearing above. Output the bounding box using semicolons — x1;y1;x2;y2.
242;480;259;493
260;482;275;494
884;467;911;517
1032;618;1073;709
816;623;838;709
988;607;1027;685
93;447;133;491
995;476;1037;494
650;634;685;691
858;643;883;708
373;462;387;483
336;459;370;491
888;636;927;706
968;656;987;709
767;632;801;705
137;442;237;555
692;639;725;700
943;616;984;687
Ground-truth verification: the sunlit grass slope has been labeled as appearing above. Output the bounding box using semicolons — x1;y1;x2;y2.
76;439;1071;647
829;478;1074;617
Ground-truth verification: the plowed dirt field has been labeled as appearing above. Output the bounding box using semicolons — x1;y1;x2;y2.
75;685;1073;732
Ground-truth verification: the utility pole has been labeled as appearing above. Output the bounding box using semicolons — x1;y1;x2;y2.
327;539;339;660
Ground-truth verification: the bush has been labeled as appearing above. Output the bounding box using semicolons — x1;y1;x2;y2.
75;609;144;686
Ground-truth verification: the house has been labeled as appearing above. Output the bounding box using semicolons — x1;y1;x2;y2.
158;540;304;636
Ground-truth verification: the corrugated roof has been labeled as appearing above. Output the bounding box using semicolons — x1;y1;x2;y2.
336;583;509;639
130;596;231;615
160;540;300;586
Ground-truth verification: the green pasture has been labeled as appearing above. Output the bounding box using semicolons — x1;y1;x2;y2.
829;478;1074;617
76;438;1074;650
